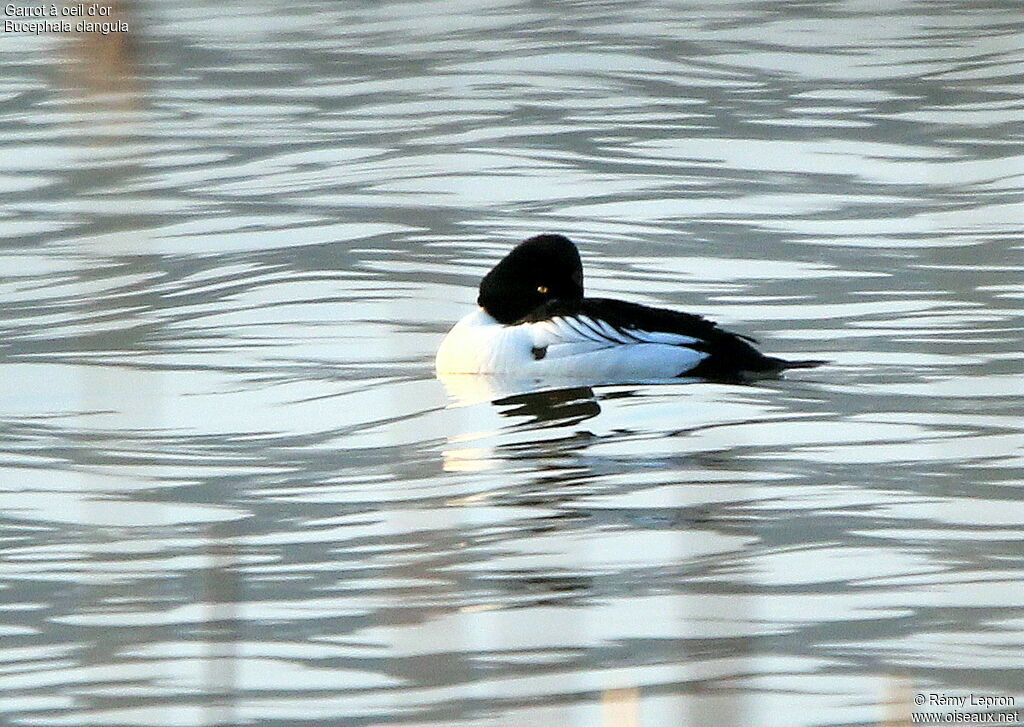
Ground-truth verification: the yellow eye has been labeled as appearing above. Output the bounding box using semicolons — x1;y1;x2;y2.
537;285;549;294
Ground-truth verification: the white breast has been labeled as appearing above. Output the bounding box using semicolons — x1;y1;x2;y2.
435;308;709;379
435;309;535;374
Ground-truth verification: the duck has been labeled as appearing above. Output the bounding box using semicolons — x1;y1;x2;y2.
435;234;824;381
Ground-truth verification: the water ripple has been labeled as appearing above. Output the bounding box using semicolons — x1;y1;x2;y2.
0;1;1022;726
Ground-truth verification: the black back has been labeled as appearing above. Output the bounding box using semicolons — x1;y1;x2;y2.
521;296;783;373
477;235;823;376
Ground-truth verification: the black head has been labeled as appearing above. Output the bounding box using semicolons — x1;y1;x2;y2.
477;234;585;323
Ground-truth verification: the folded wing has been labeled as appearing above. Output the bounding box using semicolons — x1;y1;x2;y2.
527;314;701;358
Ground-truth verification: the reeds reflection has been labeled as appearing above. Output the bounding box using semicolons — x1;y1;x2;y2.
61;4;246;725
64;1;137;100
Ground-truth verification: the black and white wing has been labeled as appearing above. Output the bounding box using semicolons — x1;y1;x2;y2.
525;312;702;359
516;297;783;376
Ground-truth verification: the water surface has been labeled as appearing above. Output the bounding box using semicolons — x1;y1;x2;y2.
1;1;1022;725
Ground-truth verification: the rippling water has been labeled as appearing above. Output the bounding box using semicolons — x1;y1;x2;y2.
1;1;1023;725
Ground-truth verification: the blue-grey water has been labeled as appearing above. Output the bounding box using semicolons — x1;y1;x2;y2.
1;1;1022;726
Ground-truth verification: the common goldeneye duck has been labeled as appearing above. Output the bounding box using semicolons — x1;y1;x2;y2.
435;234;824;380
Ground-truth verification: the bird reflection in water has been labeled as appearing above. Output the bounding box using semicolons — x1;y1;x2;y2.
437;369;614;424
439;375;611;473
493;385;602;427
438;375;605;473
436;370;703;427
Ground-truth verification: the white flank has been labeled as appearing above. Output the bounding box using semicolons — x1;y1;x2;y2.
435;308;708;378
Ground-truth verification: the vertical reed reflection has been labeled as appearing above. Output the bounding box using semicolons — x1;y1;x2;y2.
602;686;639;727
882;675;914;727
63;3;151;716
64;1;137;99
63;5;238;723
202;526;240;727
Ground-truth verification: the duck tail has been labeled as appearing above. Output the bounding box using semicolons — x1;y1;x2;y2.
772;357;828;370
